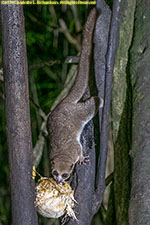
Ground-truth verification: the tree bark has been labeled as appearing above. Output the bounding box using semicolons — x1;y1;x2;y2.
111;0;135;224
67;0;122;224
1;5;38;225
67;121;97;225
129;1;150;224
94;0;111;130
112;0;136;142
93;0;123;214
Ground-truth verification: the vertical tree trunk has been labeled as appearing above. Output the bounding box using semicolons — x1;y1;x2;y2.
111;0;135;224
67;121;97;225
1;5;38;225
129;1;150;224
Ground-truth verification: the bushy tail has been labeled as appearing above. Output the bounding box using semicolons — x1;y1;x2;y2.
64;8;97;103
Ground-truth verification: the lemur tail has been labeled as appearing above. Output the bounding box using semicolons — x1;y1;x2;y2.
63;8;97;103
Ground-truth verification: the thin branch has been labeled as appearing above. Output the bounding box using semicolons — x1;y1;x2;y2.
51;64;77;111
49;5;57;24
70;5;82;33
29;59;61;71
105;172;114;186
59;18;81;52
93;0;123;213
33;131;46;168
28;12;54;32
0;75;4;82
0;69;4;81
30;98;47;121
65;56;79;64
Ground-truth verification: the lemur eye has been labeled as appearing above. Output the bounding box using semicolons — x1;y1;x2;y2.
62;173;68;179
53;170;59;177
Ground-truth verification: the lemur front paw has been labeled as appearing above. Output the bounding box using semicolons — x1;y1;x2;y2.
78;155;90;165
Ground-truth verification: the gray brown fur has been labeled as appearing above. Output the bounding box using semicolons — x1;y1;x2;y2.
47;8;100;183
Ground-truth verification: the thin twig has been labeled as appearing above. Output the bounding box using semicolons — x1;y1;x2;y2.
0;69;4;81
59;18;81;52
51;64;77;111
0;75;4;82
33;131;46;167
49;5;57;24
29;60;61;71
30;98;47;121
105;172;114;186
70;5;82;33
65;56;79;64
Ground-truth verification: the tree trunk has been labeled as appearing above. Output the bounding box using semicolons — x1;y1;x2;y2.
67;0;123;224
129;0;150;224
111;0;135;225
67;121;97;225
1;5;38;225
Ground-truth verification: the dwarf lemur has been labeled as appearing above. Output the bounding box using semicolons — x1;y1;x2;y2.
47;8;102;183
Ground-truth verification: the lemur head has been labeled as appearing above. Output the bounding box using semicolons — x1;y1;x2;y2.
51;160;74;184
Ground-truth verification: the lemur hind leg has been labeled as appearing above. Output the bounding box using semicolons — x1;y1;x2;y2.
76;96;102;164
79;96;101;120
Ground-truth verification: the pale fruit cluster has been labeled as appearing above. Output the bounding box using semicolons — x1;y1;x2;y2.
35;177;77;220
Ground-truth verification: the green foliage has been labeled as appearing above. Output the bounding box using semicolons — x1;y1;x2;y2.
105;0;113;8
